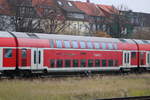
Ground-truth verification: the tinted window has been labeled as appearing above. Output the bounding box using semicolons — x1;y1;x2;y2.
80;41;86;49
80;59;86;67
22;49;27;58
94;42;100;49
108;43;113;49
50;40;54;48
57;59;63;67
108;60;113;66
73;60;78;67
56;40;62;48
50;60;55;68
102;60;107;67
65;60;71;67
114;60;118;66
64;41;71;48
4;49;12;58
88;59;93;67
131;52;136;58
114;44;118;49
95;59;100;67
87;42;93;49
101;43;106;49
34;51;36;64
72;41;78;48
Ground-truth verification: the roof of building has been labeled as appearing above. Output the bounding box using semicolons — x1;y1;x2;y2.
97;4;118;16
73;1;105;16
55;0;83;13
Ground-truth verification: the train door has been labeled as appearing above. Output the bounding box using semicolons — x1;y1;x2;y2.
31;48;43;70
146;52;150;67
0;48;2;68
123;51;131;67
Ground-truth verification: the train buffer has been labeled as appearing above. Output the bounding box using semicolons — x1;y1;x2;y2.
95;96;150;100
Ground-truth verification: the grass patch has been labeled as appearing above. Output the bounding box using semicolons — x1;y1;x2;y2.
0;74;150;100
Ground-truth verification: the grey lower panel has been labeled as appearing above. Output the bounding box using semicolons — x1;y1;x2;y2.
47;67;120;72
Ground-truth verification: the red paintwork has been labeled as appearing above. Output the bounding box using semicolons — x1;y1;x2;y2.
0;37;16;47
44;49;122;68
17;38;50;48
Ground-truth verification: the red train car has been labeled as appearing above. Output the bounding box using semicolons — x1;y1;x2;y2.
0;31;149;75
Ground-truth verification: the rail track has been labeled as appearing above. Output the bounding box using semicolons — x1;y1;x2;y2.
96;96;150;100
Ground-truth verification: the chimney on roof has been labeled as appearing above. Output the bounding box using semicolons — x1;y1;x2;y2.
86;0;90;3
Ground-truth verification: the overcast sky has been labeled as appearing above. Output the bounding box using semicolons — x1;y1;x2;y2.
72;0;150;13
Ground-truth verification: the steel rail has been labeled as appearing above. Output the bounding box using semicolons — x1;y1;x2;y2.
96;96;150;100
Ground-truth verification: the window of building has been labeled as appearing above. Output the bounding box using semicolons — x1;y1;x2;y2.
108;60;113;67
50;40;54;48
4;49;12;58
87;42;93;49
72;41;78;48
108;43;113;49
80;59;86;67
80;41;86;49
65;60;71;67
50;59;55;68
57;59;63;68
88;59;93;67
131;52;136;58
22;49;27;58
64;40;71;48
94;42;100;49
73;59;78;67
56;40;62;48
95;59;100;67
102;60;107;67
101;43;106;49
57;1;63;6
68;2;73;6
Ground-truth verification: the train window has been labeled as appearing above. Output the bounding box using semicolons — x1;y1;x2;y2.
57;59;63;68
119;39;127;43
95;59;100;67
114;44;118;49
88;59;93;67
80;59;86;67
50;60;55;68
80;41;86;49
148;54;150;64
22;49;27;58
87;42;93;49
4;49;12;58
72;41;78;48
64;40;71;48
34;51;36;64
56;40;62;48
73;60;78;67
65;60;71;67
50;40;54;48
101;43;106;49
102;60;107;67
131;52;136;58
27;33;39;38
114;60;118;66
108;60;113;67
94;42;100;49
142;40;149;44
108;43;113;49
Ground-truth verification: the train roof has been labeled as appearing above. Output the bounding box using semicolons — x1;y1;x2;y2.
0;31;150;44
